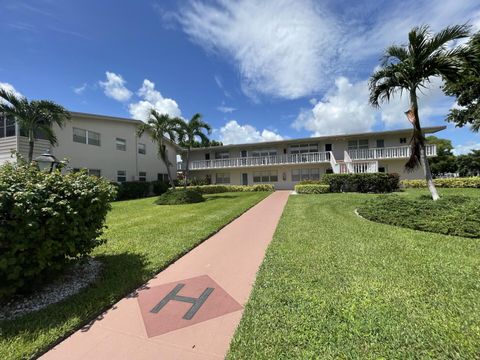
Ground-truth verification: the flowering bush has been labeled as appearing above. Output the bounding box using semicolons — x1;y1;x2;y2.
0;163;116;299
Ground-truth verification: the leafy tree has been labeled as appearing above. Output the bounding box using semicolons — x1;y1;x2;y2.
177;113;212;188
0;89;70;163
426;136;457;176
369;24;470;200
456;149;480;177
137;109;182;189
444;32;480;131
180;139;222;148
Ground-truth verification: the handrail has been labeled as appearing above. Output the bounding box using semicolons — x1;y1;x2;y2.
347;144;436;160
185;151;331;170
343;151;354;173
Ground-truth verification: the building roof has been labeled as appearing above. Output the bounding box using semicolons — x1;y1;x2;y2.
70;111;183;151
189;125;447;151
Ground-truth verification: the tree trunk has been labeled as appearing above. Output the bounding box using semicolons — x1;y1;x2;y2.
160;140;175;190
183;147;190;190
27;130;35;163
409;90;440;201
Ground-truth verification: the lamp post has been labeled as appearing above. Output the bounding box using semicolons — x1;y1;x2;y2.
34;150;60;173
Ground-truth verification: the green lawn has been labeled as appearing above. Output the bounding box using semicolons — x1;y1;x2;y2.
0;191;269;360
228;188;480;359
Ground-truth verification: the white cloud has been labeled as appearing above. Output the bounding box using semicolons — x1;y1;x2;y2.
217;102;236;113
294;75;457;136
0;82;23;100
180;0;340;100
73;83;87;95
128;79;182;121
218;120;283;144
99;71;132;102
453;142;480;155
293;77;375;136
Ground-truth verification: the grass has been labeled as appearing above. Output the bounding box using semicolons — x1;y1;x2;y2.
358;190;480;238
228;188;480;359
0;191;270;360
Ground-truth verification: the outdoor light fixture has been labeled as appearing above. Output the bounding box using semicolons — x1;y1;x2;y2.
35;150;60;173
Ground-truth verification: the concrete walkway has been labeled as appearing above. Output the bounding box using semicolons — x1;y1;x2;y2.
41;191;290;360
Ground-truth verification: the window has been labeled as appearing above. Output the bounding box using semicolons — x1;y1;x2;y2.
292;168;320;182
251;150;277;157
348;139;369;150
378;167;386;173
117;170;126;182
73;127;101;146
116;138;126;151
253;171;278;183
290;143;318;154
400;137;407;144
88;169;101;177
215;151;230;159
139;171;147;182
376;139;385;148
157;173;168;182
0;116;16;138
216;173;230;184
138;143;146;155
73;128;87;144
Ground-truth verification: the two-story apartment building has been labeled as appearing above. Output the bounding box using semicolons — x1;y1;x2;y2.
0;111;181;182
178;126;444;190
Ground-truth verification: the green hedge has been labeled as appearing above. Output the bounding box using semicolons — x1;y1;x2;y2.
155;189;205;205
401;177;480;188
295;184;330;194
321;173;400;193
186;184;274;194
0;164;116;300
358;195;480;238
113;180;170;200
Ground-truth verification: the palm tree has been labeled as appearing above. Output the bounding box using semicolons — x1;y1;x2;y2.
137;109;182;189
369;24;471;200
0;89;70;163
178;113;212;188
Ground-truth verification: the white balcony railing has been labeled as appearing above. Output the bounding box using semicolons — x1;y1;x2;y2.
179;151;331;170
347;144;436;160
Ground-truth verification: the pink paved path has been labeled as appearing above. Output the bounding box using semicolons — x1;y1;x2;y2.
41;191;290;360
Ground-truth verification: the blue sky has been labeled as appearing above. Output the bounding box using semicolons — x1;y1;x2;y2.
1;0;479;153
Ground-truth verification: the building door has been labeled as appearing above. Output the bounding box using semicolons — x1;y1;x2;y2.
325;143;332;152
242;173;248;185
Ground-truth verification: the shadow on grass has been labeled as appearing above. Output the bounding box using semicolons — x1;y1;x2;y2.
205;194;239;201
0;252;150;358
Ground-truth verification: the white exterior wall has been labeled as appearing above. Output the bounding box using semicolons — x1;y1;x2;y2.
0;113;179;182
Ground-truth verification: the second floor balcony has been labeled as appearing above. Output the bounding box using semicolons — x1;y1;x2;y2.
347;144;436;160
179;152;331;170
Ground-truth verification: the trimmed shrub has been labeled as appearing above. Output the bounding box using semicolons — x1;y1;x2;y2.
295;184;330;194
151;180;169;196
155;189;204;205
402;177;480;188
297;179;323;185
115;181;150;200
321;173;400;193
0;164;116;299
358;195;480;238
187;184;275;194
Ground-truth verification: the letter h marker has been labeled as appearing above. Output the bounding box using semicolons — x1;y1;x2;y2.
150;283;214;320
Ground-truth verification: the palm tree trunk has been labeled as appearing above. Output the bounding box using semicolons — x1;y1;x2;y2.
165;161;175;190
183;147;190;190
409;90;440;201
160;141;175;190
28;130;34;163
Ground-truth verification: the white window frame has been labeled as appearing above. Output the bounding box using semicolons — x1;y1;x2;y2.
138;143;146;155
116;138;126;151
290;143;318;154
0;115;16;138
215;151;230;159
216;173;230;184
138;171;147;182
292;168;320;182
88;169;101;177
117;170;127;183
73;127;101;146
253;171;278;183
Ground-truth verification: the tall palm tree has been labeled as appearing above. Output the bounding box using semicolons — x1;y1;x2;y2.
137;109;182;189
369;24;471;200
178;113;212;188
0;89;70;163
